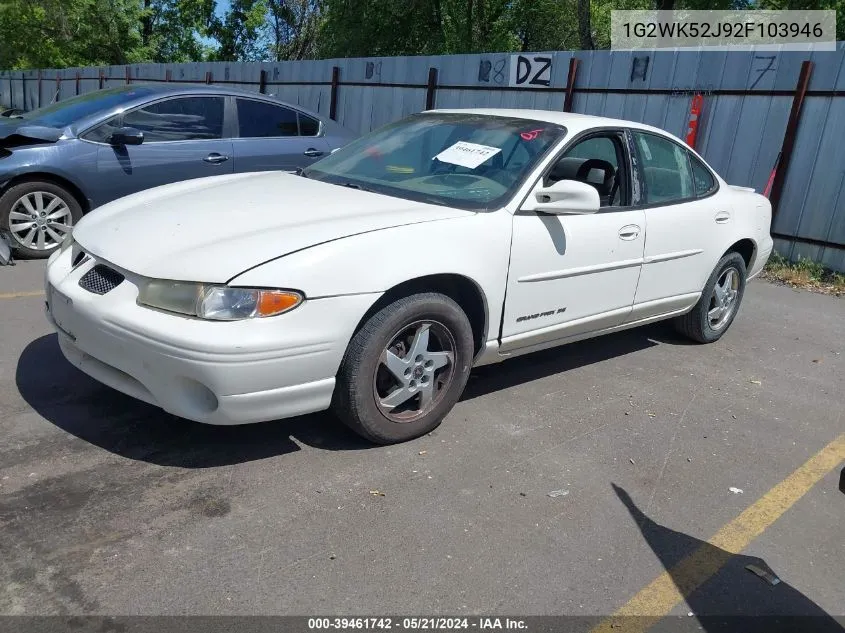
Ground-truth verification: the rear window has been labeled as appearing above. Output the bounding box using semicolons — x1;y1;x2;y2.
689;153;717;196
237;99;299;137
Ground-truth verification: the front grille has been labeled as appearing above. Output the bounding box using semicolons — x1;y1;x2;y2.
79;264;125;295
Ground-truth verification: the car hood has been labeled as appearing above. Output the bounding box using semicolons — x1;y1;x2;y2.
0;119;64;144
73;171;472;283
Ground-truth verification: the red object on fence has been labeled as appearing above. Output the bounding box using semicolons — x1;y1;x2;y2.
685;94;704;149
763;152;781;198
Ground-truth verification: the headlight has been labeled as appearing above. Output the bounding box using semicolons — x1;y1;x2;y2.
137;279;303;320
197;286;303;321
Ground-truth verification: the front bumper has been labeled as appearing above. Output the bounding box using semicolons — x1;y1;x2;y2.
45;247;378;425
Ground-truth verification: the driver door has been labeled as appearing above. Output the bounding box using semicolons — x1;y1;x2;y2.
87;95;234;206
500;131;646;352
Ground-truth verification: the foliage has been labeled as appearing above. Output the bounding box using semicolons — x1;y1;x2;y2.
763;251;845;296
0;0;147;69
1;0;843;67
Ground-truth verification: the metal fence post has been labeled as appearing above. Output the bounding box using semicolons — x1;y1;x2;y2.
125;66;131;84
564;57;579;112
99;71;104;89
55;73;61;102
75;71;81;95
21;72;26;111
259;69;268;94
769;60;814;219
425;67;438;110
329;66;340;120
205;71;213;84
37;70;42;108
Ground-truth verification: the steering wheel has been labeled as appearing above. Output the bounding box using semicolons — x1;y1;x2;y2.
575;159;616;191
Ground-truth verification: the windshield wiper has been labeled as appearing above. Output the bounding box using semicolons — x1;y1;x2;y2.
339;182;372;192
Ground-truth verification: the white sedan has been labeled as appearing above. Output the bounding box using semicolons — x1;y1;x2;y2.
45;109;773;444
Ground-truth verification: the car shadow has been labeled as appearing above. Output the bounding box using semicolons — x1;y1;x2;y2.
17;323;682;469
612;483;844;632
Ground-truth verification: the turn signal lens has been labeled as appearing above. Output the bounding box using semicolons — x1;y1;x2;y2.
256;290;302;316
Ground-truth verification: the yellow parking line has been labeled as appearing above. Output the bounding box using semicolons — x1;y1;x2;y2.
0;290;44;299
593;433;845;633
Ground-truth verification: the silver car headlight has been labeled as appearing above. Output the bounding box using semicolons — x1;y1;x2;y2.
137;279;303;321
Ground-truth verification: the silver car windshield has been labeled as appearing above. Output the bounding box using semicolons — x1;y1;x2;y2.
303;113;566;210
20;86;158;128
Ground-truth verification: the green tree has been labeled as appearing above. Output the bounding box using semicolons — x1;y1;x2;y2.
0;0;147;69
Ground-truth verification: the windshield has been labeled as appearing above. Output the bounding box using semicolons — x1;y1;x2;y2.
303;113;566;210
21;86;158;128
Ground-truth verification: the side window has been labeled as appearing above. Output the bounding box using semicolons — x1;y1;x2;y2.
689;153;717;197
634;132;694;204
237;99;298;137
547;134;626;208
298;113;320;136
121;97;224;142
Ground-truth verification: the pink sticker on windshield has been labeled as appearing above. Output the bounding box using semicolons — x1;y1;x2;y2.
520;129;544;141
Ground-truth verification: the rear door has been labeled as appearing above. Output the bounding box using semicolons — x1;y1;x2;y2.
88;95;233;204
629;130;728;320
231;98;331;173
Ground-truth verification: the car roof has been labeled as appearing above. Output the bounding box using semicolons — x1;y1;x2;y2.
104;82;280;98
58;83;349;137
428;108;686;144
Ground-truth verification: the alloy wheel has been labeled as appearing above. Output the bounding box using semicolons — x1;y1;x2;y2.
373;320;456;423
708;267;740;331
8;191;73;251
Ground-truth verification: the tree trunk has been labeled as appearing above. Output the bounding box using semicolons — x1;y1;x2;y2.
577;0;594;50
141;0;153;46
466;0;474;51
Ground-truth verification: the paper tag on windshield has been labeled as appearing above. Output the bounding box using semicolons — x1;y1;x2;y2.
433;142;502;169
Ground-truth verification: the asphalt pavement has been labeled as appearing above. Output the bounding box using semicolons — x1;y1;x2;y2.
1;259;843;628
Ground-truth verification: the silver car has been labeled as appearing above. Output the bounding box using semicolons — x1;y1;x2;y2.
0;84;357;258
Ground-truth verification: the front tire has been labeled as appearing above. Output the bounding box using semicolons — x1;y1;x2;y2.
674;252;747;343
332;293;474;444
0;181;82;259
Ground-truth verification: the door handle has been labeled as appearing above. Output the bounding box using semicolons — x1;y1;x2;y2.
618;224;641;240
303;148;324;157
715;211;731;224
203;153;229;164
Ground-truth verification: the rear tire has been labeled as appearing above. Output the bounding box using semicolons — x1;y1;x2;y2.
332;293;474;444
674;252;747;343
0;181;82;259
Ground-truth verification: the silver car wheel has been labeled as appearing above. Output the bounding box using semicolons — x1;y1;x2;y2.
708;267;740;331
373;320;456;423
8;191;73;251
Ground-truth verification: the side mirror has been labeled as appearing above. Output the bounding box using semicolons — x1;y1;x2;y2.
522;179;600;215
109;127;144;146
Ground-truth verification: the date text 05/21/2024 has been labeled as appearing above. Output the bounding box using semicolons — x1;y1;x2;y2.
307;617;528;630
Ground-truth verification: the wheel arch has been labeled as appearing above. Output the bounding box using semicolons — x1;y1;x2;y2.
723;238;756;272
352;273;489;358
0;172;90;214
